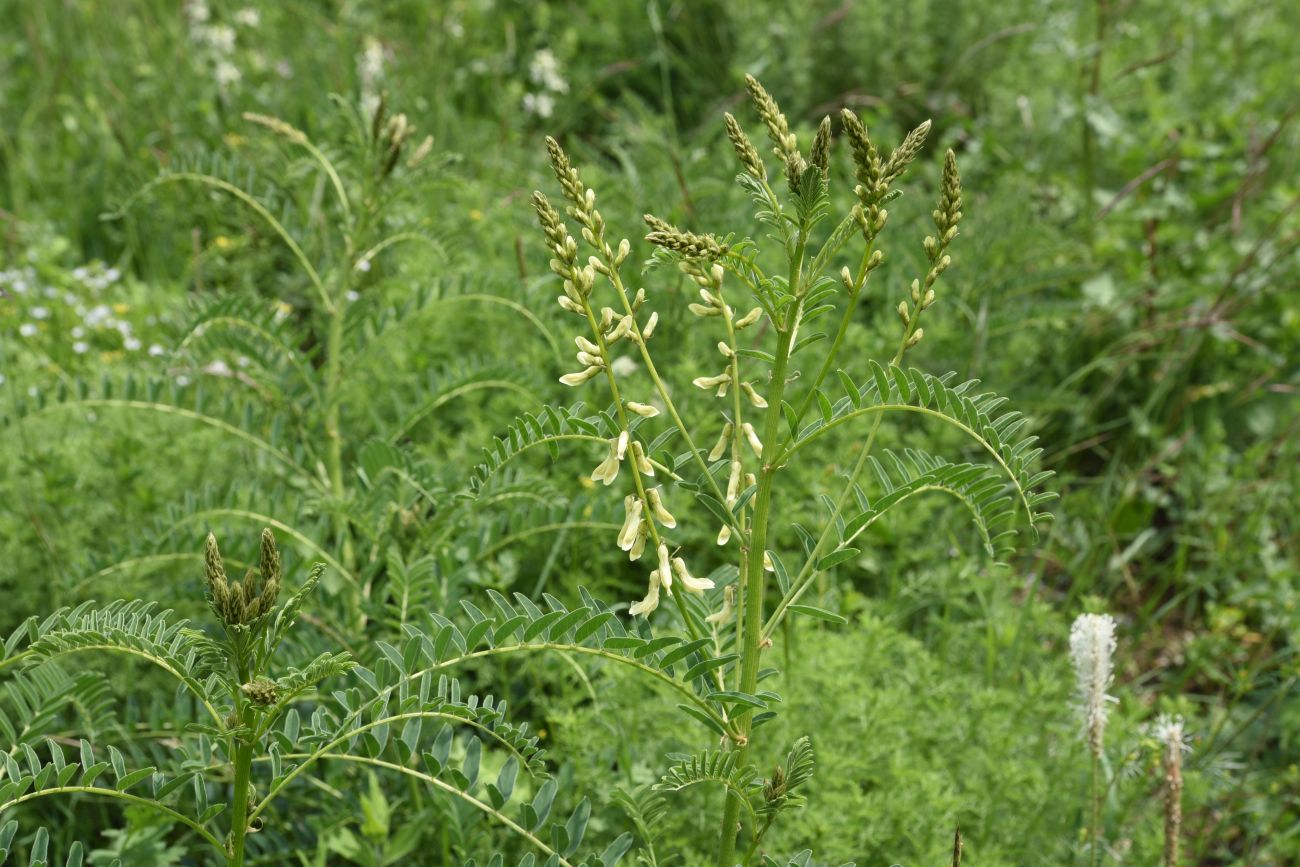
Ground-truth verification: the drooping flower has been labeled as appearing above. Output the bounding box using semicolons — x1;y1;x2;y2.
671;557;715;593
645;487;676;528
617;495;643;551
590;439;621;485
654;544;673;593
629;572;661;617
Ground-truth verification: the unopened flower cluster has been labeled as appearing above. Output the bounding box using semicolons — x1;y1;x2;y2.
204;529;283;628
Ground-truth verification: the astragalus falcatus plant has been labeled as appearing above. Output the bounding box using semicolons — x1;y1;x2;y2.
0;529;352;866
2;98;543;634
470;75;1058;863
2;529;619;866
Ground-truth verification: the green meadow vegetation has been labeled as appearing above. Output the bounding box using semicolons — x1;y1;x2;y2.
0;2;1296;864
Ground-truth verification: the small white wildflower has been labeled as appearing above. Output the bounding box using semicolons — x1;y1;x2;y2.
104;267;121;283
31;306;49;320
355;258;372;273
528;48;569;93
19;323;38;337
72;341;90;354
185;0;210;25
1070;613;1118;756
358;36;386;117
124;337;142;351
71;326;85;338
234;7;260;27
215;60;242;91
148;344;166;357
522;92;555;119
1152;714;1189;757
345;290;360;302
202;24;236;53
360;37;385;80
611;356;639;377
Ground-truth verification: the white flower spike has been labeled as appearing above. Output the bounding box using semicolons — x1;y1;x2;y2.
1070;613;1118;756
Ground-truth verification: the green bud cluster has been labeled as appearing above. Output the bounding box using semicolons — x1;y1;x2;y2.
369;95;433;178
532;191;594;314
240;678;279;707
643;214;728;261
204;529;283;628
723;112;766;181
744;74;807;194
546;137;614;260
841;111;931;246
810;116;833;179
901;149;964;349
918;149;963;295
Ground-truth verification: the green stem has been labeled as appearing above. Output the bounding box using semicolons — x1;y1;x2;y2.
783;242;875;444
228;661;255;867
716;230;804;867
228;737;254;867
1090;751;1101;867
323;281;360;625
763;285;933;641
